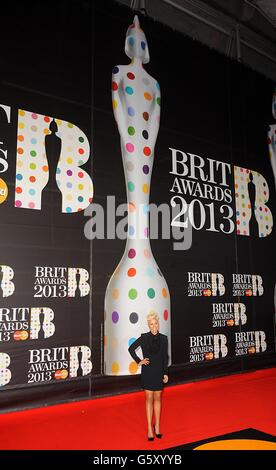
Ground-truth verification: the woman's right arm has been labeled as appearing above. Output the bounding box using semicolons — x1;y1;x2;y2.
128;336;142;364
128;336;150;366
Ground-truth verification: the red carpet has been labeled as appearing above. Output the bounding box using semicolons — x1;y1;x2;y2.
0;367;275;450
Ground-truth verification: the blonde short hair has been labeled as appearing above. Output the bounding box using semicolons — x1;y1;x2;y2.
147;312;159;323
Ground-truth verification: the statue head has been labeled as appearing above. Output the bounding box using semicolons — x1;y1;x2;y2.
125;15;150;64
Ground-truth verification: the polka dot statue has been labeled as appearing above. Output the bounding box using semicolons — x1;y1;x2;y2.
104;15;171;376
268;89;276;336
268;88;276;188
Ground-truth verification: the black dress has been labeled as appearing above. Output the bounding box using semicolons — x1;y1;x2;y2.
128;332;169;391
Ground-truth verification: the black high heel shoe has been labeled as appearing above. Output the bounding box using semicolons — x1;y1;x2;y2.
154;426;162;439
148;436;154;442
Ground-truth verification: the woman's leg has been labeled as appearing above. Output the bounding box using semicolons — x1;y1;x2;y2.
153;390;162;434
145;390;154;437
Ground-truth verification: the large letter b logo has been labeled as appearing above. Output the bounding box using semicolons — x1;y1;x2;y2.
15;109;93;213
234;166;273;237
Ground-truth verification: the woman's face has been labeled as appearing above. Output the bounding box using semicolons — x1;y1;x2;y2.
148;318;159;335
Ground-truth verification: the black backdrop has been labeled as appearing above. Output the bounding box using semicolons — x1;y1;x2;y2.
0;0;275;412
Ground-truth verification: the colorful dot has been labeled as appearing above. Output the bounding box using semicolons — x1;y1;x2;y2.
128;181;135;192
15;187;22;193
28;202;35;209
126;142;135;152
143;165;149;174
128;268;136;277
129;288;137;300
128;248;136;258
127;72;135;80
156;97;161;105
129;202;136;212
128;127;135;136
144;227;149;237
144;92;152;101
164;309;169;321
128;338;137;348
129;225;135;236
162;288;168;298
113;66;119;74
16;174;23;181
15;200;22;207
142;184;149;193
141;41;146;50
128;106;135;116
129;312;139;323
67;170;72;176
129;362;138;374
126;161;134;172
17;148;24;155
78;172;84;178
147;288;155;299
142;130;149;139
144;249;151;258
112;311;119;323
30;150;37;157
128;36;135;47
143;112;149;121
125;86;134;95
112;362;119;374
112;100;118;110
112;289;119;299
112;81;118;91
143;146;151;156
66;207;72;212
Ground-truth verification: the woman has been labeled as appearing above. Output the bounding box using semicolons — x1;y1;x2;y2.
128;312;169;441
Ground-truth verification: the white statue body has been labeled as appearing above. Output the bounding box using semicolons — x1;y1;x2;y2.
104;16;171;376
268;90;276;338
268;90;276;187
